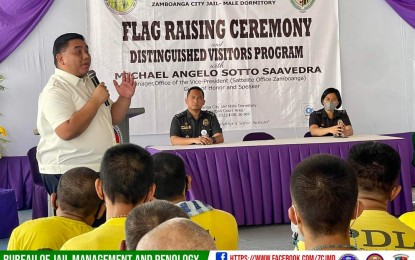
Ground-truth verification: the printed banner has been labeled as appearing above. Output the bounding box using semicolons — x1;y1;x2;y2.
1;251;209;260
0;250;413;260
209;251;414;260
87;0;340;135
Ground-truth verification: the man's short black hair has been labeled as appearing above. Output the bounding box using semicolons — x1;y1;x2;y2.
187;86;204;98
100;144;154;205
348;141;401;196
152;152;187;200
125;200;189;250
320;87;342;109
53;33;85;67
57;167;101;218
290;154;357;237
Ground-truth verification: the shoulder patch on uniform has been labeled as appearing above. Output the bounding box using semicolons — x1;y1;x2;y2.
337;110;347;114
204;110;216;116
174;111;187;118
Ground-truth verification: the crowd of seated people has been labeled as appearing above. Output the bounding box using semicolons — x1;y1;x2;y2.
7;141;415;251
294;142;415;251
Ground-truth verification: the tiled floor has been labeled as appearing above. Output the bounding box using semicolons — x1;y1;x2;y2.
238;224;293;250
0;209;293;250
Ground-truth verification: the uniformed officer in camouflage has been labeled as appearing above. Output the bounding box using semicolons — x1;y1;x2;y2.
170;86;224;145
309;88;353;137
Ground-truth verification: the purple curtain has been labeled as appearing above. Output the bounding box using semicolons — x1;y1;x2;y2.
0;0;54;63
385;0;415;29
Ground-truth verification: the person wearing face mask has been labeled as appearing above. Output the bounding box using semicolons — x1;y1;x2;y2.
289;154;362;251
309;88;353;137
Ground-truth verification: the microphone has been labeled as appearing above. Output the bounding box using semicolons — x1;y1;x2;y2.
201;129;208;137
337;119;344;138
87;70;109;106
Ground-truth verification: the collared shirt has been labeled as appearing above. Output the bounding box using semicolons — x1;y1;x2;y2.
37;68;115;174
309;108;351;128
170;109;222;138
176;200;214;217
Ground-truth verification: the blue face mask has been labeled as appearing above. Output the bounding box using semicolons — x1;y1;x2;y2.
324;101;338;111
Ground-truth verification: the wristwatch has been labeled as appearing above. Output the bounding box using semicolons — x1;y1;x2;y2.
212;136;217;144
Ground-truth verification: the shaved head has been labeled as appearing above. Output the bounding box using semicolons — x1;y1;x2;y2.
125;200;188;250
136;218;216;250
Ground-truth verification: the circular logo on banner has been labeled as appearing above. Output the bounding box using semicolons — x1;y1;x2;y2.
290;0;316;13
105;0;137;15
304;105;314;116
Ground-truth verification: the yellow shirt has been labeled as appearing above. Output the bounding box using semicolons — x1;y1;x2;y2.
296;210;415;250
352;210;415;250
61;217;126;250
399;212;415;231
7;216;93;250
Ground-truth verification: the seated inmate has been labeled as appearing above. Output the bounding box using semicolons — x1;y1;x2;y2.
122;199;188;250
61;144;155;250
152;152;238;249
348;141;415;250
136;218;217;250
8;167;104;250
290;154;361;250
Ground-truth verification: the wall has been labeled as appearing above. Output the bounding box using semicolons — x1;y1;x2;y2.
0;0;414;156
0;1;87;156
339;0;415;135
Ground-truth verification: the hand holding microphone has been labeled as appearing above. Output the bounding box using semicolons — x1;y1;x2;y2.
199;129;213;145
335;119;345;137
87;70;110;106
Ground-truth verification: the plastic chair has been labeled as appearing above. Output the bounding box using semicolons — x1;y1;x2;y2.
27;146;48;219
191;209;238;250
0;188;19;238
243;132;275;141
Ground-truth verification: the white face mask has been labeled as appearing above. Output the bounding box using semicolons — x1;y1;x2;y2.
291;205;304;242
323;101;338;111
291;221;304;242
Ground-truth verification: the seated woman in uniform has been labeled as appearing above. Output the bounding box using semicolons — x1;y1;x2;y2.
309;88;353;137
